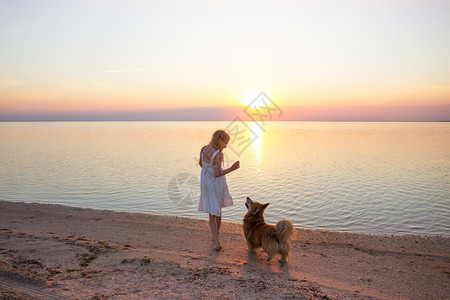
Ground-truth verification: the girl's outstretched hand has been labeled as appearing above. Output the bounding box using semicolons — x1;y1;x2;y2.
232;161;240;171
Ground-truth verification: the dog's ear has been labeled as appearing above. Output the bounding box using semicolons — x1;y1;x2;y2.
263;203;269;209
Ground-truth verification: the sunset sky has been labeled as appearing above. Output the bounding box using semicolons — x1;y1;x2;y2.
0;0;449;121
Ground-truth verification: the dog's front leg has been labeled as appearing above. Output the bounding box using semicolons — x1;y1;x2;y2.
247;242;255;251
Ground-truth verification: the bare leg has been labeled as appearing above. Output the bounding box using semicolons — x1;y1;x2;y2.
209;214;221;250
216;215;221;235
212;214;222;241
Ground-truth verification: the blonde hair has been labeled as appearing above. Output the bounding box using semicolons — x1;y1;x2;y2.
209;130;230;150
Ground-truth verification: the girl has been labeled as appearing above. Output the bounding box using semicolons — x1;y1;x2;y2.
198;130;240;251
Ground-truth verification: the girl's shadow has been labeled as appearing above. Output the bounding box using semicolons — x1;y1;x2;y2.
205;243;222;266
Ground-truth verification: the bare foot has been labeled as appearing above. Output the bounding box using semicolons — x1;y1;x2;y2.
214;242;221;251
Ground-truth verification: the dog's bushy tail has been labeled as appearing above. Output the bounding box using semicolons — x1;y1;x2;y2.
276;219;294;241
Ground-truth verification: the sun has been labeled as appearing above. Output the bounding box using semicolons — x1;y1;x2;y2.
239;90;262;107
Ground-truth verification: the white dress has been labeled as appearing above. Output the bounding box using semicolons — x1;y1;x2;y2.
198;148;233;216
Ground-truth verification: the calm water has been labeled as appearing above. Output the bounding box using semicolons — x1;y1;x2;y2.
1;121;449;236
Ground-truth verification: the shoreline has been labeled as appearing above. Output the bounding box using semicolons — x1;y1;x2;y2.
3;200;447;238
1;200;449;299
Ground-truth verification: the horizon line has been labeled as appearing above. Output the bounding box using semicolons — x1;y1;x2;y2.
1;119;449;122
1;103;449;122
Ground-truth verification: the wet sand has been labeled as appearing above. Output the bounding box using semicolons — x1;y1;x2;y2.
0;200;448;299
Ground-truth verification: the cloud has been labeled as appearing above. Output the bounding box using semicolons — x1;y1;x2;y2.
89;78;116;89
91;68;147;74
411;85;450;90
1;26;36;33
0;78;23;89
0;106;243;121
281;104;450;122
1;104;449;122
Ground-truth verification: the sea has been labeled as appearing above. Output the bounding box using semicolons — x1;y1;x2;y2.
0;121;449;236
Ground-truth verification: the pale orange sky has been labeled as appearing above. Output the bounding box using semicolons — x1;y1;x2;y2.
0;0;449;121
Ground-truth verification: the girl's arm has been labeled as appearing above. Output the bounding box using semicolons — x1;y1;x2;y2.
199;146;207;167
214;152;239;177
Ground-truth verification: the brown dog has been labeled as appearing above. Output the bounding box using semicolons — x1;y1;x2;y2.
243;197;294;262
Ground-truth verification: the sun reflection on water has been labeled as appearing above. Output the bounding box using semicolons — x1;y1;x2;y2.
249;122;264;166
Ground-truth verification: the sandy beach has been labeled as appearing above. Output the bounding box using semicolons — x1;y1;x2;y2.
0;200;448;299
